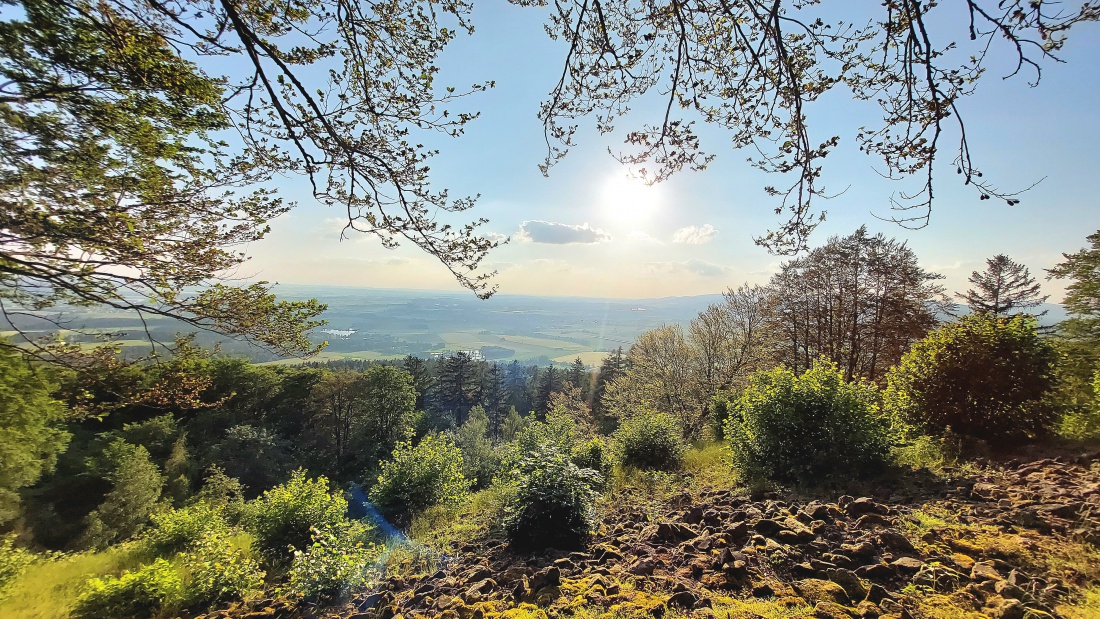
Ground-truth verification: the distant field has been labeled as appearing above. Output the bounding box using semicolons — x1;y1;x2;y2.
257;350;403;366
499;334;589;350
552;351;609;366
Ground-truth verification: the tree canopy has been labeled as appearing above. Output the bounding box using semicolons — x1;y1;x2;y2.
512;0;1098;250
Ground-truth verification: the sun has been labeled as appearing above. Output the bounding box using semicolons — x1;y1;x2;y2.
599;173;664;222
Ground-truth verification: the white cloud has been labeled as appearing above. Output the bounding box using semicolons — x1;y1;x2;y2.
516;221;611;244
645;259;731;278
627;231;663;244
672;224;718;245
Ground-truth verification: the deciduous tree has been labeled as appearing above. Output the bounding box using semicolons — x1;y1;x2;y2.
767;227;950;381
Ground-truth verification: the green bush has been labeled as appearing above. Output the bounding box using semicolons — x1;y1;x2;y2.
570;437;613;486
613;410;685;471
369;433;471;525
497;410;580;482
146;502;228;556
725;360;891;484
245;470;347;562
183;533;265;606
72;559;182;619
287;524;381;601
0;535;33;597
504;444;600;550
885;314;1058;443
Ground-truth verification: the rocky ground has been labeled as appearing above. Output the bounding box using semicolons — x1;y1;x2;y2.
205;449;1100;619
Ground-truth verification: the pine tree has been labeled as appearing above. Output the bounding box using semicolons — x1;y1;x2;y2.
592;348;627;417
534;367;560;420
402;355;434;411
479;364;508;439
961;254;1049;317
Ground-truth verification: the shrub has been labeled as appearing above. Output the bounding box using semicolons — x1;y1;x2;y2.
146;502;228;556
570;437;613;486
725;360;891;484
497;410;580;482
613;410;685;471
504;445;600;550
369;433;470;525
885;314;1058;443
183;533;265;606
0;535;33;597
245;470;347;562
287;524;381;601
72;559;182;619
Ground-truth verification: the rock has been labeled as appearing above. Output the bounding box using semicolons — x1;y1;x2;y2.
866;583;890;604
970;561;1002;582
826;568;868;603
847;498;888;517
855;601;882;618
855;514;891;529
993;580;1026;601
726;521;750;540
877;530;915;553
854;563;894;581
1039;503;1081;519
684;505;704;524
840;541;876;559
654;522;697;542
972;483;1005;501
814;601;857;618
667;590;698;608
795;578;851;606
914;564;964;590
628;558;657;575
530;566;560;591
597;548;623;564
756;519;784;536
890;557;923;573
984;596;1026;619
358;592;386;610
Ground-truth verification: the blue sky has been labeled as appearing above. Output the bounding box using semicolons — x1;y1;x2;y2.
245;3;1100;300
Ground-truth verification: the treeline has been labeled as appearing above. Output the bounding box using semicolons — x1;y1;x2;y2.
1;339;632;551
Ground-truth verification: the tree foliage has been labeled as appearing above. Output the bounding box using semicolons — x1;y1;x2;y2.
0;345;70;523
885;314;1058;443
510;0;1097;251
768;226;949;381
960;254;1048;317
81;439;166;548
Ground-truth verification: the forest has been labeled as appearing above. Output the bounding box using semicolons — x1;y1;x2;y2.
3;227;1100;619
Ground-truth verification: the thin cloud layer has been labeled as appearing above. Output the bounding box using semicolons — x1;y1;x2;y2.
645;259;731;278
672;224;718;245
516;220;611;244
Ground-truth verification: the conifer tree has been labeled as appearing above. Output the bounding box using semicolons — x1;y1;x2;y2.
961;254;1048;317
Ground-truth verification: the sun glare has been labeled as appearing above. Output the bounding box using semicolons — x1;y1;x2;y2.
599;173;664;222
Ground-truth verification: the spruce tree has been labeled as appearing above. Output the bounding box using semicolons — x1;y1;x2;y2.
961;254;1048;317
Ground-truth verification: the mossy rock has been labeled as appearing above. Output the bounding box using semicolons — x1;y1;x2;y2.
794;579;851;606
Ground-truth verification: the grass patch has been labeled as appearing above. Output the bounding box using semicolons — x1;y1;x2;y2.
407;483;511;554
682;441;737;488
0;543;150;619
1058;586;1100;619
